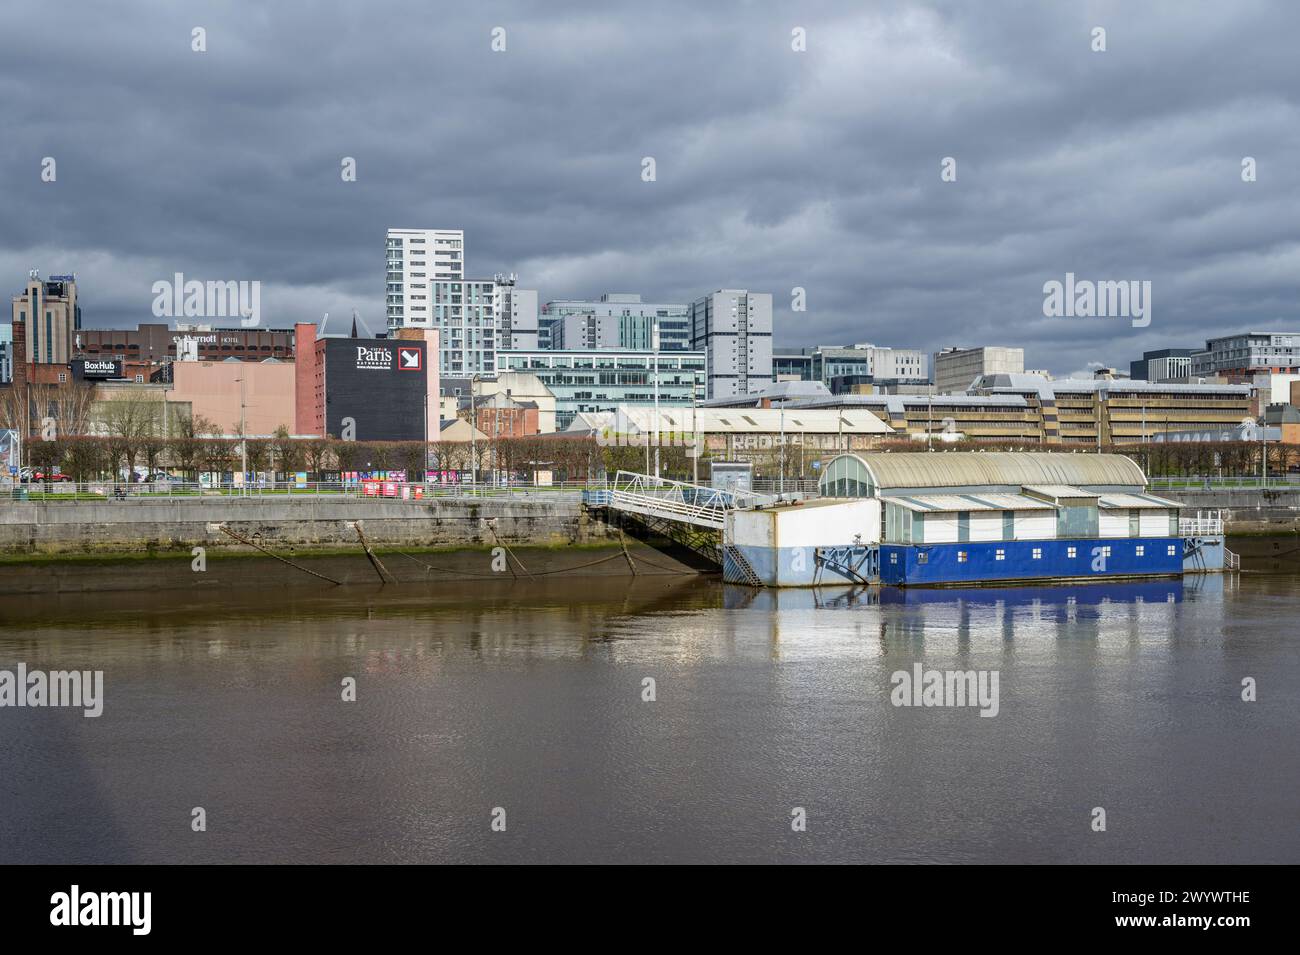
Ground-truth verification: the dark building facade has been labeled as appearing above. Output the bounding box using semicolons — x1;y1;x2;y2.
303;337;429;441
74;323;295;363
1130;348;1194;382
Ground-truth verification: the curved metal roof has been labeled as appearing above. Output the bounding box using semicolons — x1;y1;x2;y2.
828;451;1147;491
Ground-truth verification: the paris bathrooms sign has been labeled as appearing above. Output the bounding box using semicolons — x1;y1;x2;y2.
355;345;393;370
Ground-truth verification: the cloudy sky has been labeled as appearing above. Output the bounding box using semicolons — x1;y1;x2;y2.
2;0;1297;377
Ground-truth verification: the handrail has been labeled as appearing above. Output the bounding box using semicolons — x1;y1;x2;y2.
1179;518;1225;535
608;471;780;529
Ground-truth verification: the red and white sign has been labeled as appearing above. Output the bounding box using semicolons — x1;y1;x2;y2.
397;347;422;371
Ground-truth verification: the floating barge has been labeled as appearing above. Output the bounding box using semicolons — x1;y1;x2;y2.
723;451;1229;587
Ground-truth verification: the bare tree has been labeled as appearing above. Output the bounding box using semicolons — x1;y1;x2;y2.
98;389;163;478
272;425;304;478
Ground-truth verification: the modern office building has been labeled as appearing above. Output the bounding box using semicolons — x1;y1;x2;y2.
794;392;1043;442
689;289;773;399
966;374;1252;445
1130;348;1194;382
933;345;1024;394
11;272;80;365
1149;421;1284;444
493;275;539;350
772;344;929;393
787;374;1251;446
772;351;814;382
540;294;691;352
498;348;706;430
1190;331;1300;377
385;228;465;329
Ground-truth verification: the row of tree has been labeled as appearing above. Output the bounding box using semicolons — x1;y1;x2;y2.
15;433;622;484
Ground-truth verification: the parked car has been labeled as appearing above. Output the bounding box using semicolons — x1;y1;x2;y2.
23;470;73;483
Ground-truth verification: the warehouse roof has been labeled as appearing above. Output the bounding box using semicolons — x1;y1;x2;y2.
820;451;1148;495
572;405;892;435
1098;492;1183;509
1023;484;1102;502
792;393;1029;412
888;493;1054;513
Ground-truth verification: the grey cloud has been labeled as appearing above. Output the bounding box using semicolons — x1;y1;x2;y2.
2;0;1298;374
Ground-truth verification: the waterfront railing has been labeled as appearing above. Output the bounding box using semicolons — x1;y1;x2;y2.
4;480;605;502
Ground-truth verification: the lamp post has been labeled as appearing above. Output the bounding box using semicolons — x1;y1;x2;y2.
1141;405;1146;477
1261;422;1267;489
692;386;699;486
927;392;933;450
236;376;247;496
779;405;785;495
652;320;660;479
469;373;477;495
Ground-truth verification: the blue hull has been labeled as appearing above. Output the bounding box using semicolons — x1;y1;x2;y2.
880;537;1182;586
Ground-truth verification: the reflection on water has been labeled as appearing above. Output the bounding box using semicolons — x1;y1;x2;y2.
0;572;1295;864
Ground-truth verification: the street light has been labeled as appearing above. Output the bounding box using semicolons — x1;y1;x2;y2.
235;376;247;496
692;385;699;486
469;373;477;495
779;405;785;495
927;392;933;450
652;320;660;479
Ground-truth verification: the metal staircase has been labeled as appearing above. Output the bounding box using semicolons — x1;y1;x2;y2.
723;545;765;587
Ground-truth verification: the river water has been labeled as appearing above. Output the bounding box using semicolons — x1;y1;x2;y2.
1;571;1296;864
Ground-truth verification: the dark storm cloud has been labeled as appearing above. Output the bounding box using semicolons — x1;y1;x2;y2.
2;0;1298;374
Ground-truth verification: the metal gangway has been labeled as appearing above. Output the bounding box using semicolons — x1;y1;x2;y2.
607;471;777;529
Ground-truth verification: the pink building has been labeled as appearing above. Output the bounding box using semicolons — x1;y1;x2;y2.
170;359;297;435
393;326;440;441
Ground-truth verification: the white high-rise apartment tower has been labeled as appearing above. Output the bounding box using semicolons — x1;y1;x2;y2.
386;228;465;330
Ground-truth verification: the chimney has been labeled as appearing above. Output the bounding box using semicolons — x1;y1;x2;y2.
11;313;27;388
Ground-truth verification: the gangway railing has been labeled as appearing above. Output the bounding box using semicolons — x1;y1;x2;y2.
1180;511;1225;536
607;471;778;529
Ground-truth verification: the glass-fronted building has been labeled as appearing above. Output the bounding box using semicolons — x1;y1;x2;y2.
498;348;706;430
539;293;691;352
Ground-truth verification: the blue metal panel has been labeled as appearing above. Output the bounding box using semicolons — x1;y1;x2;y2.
1182;535;1226;572
879;538;1182;586
877;577;1183;606
727;543;880;587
